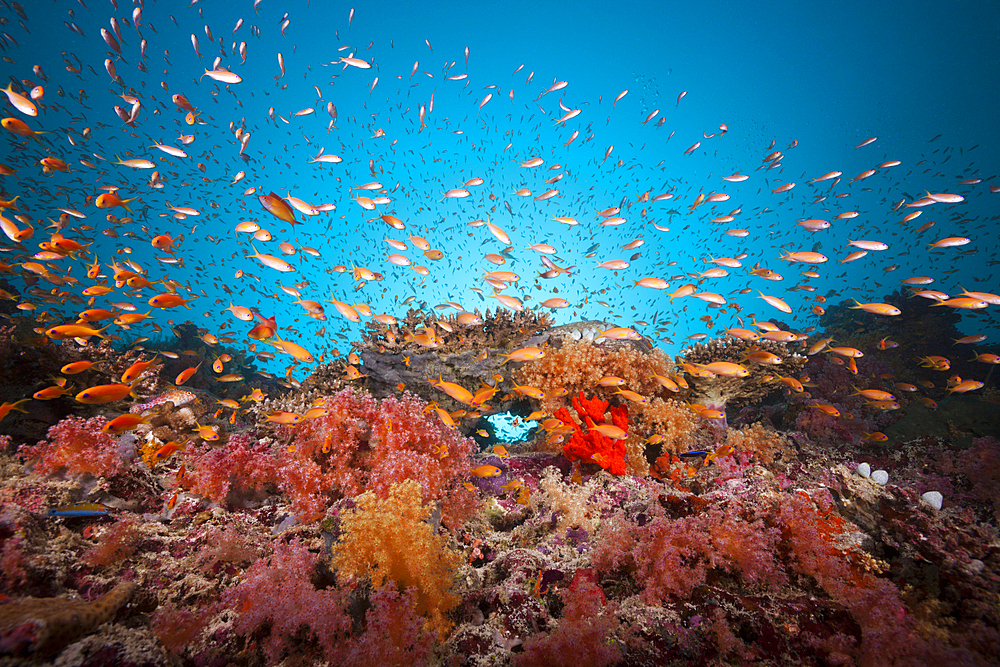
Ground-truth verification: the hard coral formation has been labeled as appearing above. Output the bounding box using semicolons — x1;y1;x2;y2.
358;307;553;355
679;335;806;411
133;388;229;448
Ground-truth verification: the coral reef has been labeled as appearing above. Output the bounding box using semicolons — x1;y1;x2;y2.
678;335;806;412
357;307;553;355
2;298;1000;667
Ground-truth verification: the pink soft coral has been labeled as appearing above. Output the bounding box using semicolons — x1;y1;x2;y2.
592;502;787;603
186;390;474;521
184;433;279;505
19;416;125;478
775;494;936;667
223;539;353;663
82;514;143;567
290;389;475;506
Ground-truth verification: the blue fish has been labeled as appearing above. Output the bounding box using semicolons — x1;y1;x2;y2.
47;502;111;518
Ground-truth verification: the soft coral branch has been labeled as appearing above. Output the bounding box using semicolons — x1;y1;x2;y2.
19;416;125;479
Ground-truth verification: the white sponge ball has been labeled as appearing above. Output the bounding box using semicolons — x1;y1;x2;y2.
921;491;943;510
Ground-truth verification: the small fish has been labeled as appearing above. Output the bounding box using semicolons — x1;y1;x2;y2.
47;502;111;518
678;450;709;458
130;390;197;414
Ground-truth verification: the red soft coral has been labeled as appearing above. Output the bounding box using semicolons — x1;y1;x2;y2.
515;567;621;667
19;416;125;479
556;391;629;475
333;586;436;665
184;433;279;505
573;392;608;423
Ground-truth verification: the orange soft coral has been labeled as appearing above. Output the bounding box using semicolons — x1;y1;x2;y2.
514;340;678;412
331;479;462;638
633;396;702;458
724;422;792;465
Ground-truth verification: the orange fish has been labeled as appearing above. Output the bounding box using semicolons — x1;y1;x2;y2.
46;323;108;340
266;411;302;425
75;382;135;404
40;156;70;172
95;192;136;212
259;191;298;226
248;313;278;340
121;356;158;383
499;347;546;365
61;360;103;374
193;422;220;440
148;293;195;309
0;398;29;422
175;361;202;385
102;413;151;434
849;300;901;316
33;382;74;401
153;440;187;462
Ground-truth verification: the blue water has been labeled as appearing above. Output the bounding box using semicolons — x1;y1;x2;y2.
2;0;998;379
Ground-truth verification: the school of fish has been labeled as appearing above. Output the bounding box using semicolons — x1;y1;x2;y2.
0;0;998;428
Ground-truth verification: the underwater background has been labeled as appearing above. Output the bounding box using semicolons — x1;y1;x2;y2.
1;0;999;665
